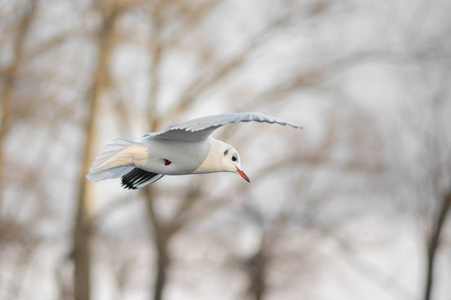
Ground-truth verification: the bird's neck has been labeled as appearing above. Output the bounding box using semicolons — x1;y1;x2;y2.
193;137;228;174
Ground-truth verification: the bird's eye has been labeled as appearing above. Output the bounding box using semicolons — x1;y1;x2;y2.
232;155;237;162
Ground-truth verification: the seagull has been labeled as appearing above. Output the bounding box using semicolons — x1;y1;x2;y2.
86;112;302;189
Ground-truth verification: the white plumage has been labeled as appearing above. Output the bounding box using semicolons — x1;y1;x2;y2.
86;112;302;189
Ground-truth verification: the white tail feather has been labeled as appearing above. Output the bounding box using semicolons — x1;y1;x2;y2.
86;138;148;182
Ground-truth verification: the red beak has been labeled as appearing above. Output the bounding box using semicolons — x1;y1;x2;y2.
236;167;250;183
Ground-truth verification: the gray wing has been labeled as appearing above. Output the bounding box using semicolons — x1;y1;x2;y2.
143;112;302;142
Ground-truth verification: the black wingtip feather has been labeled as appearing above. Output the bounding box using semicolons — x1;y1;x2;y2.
121;168;162;189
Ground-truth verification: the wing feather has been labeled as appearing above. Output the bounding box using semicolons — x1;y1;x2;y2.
121;168;164;189
143;112;301;142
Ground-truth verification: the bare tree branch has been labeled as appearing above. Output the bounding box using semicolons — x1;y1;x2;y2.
424;189;451;300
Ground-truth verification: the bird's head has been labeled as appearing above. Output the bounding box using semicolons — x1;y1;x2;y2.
220;144;250;183
198;138;250;183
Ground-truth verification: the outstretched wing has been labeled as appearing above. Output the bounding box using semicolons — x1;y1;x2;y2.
143;112;302;142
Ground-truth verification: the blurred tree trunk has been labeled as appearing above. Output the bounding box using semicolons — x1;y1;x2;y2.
423;189;451;300
0;0;37;222
155;243;169;300
0;3;37;294
143;187;170;300
72;2;118;299
246;242;267;300
143;184;203;300
153;226;170;300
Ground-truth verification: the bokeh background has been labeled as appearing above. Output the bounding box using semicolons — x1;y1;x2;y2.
1;0;450;299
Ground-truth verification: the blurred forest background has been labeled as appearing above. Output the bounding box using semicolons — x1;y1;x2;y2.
1;0;450;299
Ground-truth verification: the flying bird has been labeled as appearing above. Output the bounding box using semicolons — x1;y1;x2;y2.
86;112;302;189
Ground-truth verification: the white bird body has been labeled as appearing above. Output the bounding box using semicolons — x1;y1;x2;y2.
138;138;211;175
86;112;301;189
